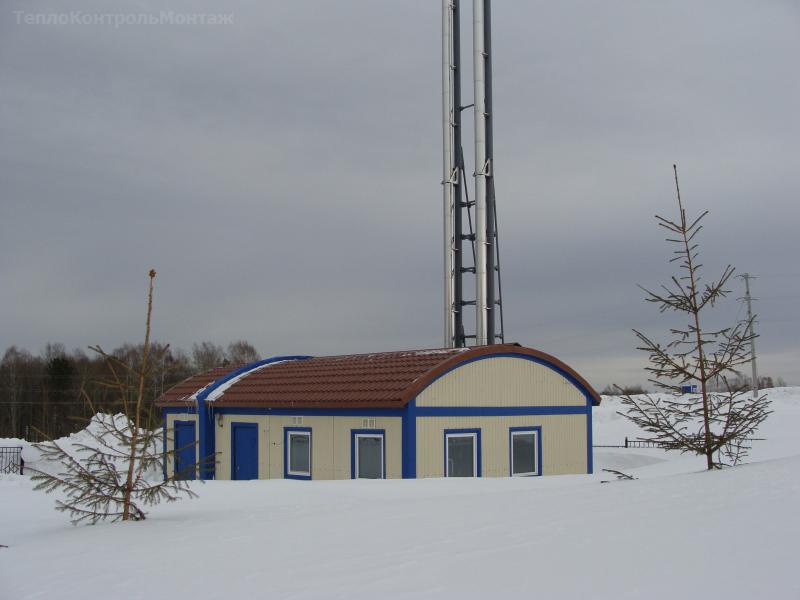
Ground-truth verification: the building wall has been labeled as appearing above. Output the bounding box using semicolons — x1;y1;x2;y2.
168;354;593;480
213;413;403;480
165;412;197;479
416;356;586;408
413;355;591;477
415;414;588;478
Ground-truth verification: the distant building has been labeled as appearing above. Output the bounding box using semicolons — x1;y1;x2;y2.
155;344;599;480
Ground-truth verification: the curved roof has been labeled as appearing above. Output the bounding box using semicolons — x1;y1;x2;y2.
156;364;243;405
155;344;600;409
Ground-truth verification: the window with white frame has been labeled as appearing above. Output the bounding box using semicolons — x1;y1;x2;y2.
445;431;479;477
286;429;311;478
510;428;540;476
354;433;384;479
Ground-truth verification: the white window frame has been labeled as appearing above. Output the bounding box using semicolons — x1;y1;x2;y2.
354;433;385;479
510;429;540;477
445;431;479;478
287;430;311;478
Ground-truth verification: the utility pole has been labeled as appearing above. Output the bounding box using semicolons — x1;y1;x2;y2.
739;273;759;397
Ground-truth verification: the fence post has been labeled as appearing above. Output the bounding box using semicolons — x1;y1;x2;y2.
20;454;24;476
624;436;628;448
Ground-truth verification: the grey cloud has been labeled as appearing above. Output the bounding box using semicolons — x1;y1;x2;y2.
1;0;798;389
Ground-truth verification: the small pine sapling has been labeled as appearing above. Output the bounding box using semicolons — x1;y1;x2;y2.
29;270;198;524
619;166;771;469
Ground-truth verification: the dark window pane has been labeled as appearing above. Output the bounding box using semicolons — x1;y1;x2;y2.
512;432;536;475
357;436;383;479
290;433;310;473
447;435;475;477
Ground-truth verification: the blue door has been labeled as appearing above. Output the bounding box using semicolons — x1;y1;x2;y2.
232;423;259;480
174;421;196;480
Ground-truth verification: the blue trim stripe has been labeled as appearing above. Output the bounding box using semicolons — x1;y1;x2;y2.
283;426;312;480
213;407;405;417
196;404;214;480
415;405;587;417
350;429;386;479
402;399;417;478
161;411;167;481
587;404;593;474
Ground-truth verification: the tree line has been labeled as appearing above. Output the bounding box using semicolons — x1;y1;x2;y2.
0;340;260;440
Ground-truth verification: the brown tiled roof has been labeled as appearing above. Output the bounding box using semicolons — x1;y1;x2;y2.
156;364;243;406
155;344;601;408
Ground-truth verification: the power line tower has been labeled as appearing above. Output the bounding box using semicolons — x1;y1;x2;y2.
442;0;505;348
738;272;759;397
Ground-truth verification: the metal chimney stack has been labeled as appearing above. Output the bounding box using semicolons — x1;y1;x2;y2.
442;0;503;348
442;0;456;348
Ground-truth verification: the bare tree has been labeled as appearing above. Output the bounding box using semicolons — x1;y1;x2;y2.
191;341;226;371
29;270;197;524
1;348;20;437
226;340;260;365
0;347;47;440
619;166;771;469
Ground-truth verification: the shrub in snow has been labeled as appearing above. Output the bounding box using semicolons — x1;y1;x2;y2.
30;413;196;523
618;166;771;469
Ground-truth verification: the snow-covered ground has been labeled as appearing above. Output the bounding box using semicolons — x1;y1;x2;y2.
2;389;799;599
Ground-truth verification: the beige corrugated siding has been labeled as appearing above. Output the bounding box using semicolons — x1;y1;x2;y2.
415;356;586;407
415;415;588;478
212;414;403;480
165;413;197;479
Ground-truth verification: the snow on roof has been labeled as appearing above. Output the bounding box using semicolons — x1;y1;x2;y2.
204;360;289;403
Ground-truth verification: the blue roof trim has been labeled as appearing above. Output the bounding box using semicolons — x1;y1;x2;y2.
587;402;593;474
415;405;587;417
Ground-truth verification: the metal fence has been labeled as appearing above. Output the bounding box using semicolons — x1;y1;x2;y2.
594;436;764;449
0;446;24;475
593;437;663;449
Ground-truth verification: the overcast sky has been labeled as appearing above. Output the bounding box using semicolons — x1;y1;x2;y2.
2;0;798;389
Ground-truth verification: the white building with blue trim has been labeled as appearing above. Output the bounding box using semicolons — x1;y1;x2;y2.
156;344;600;480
